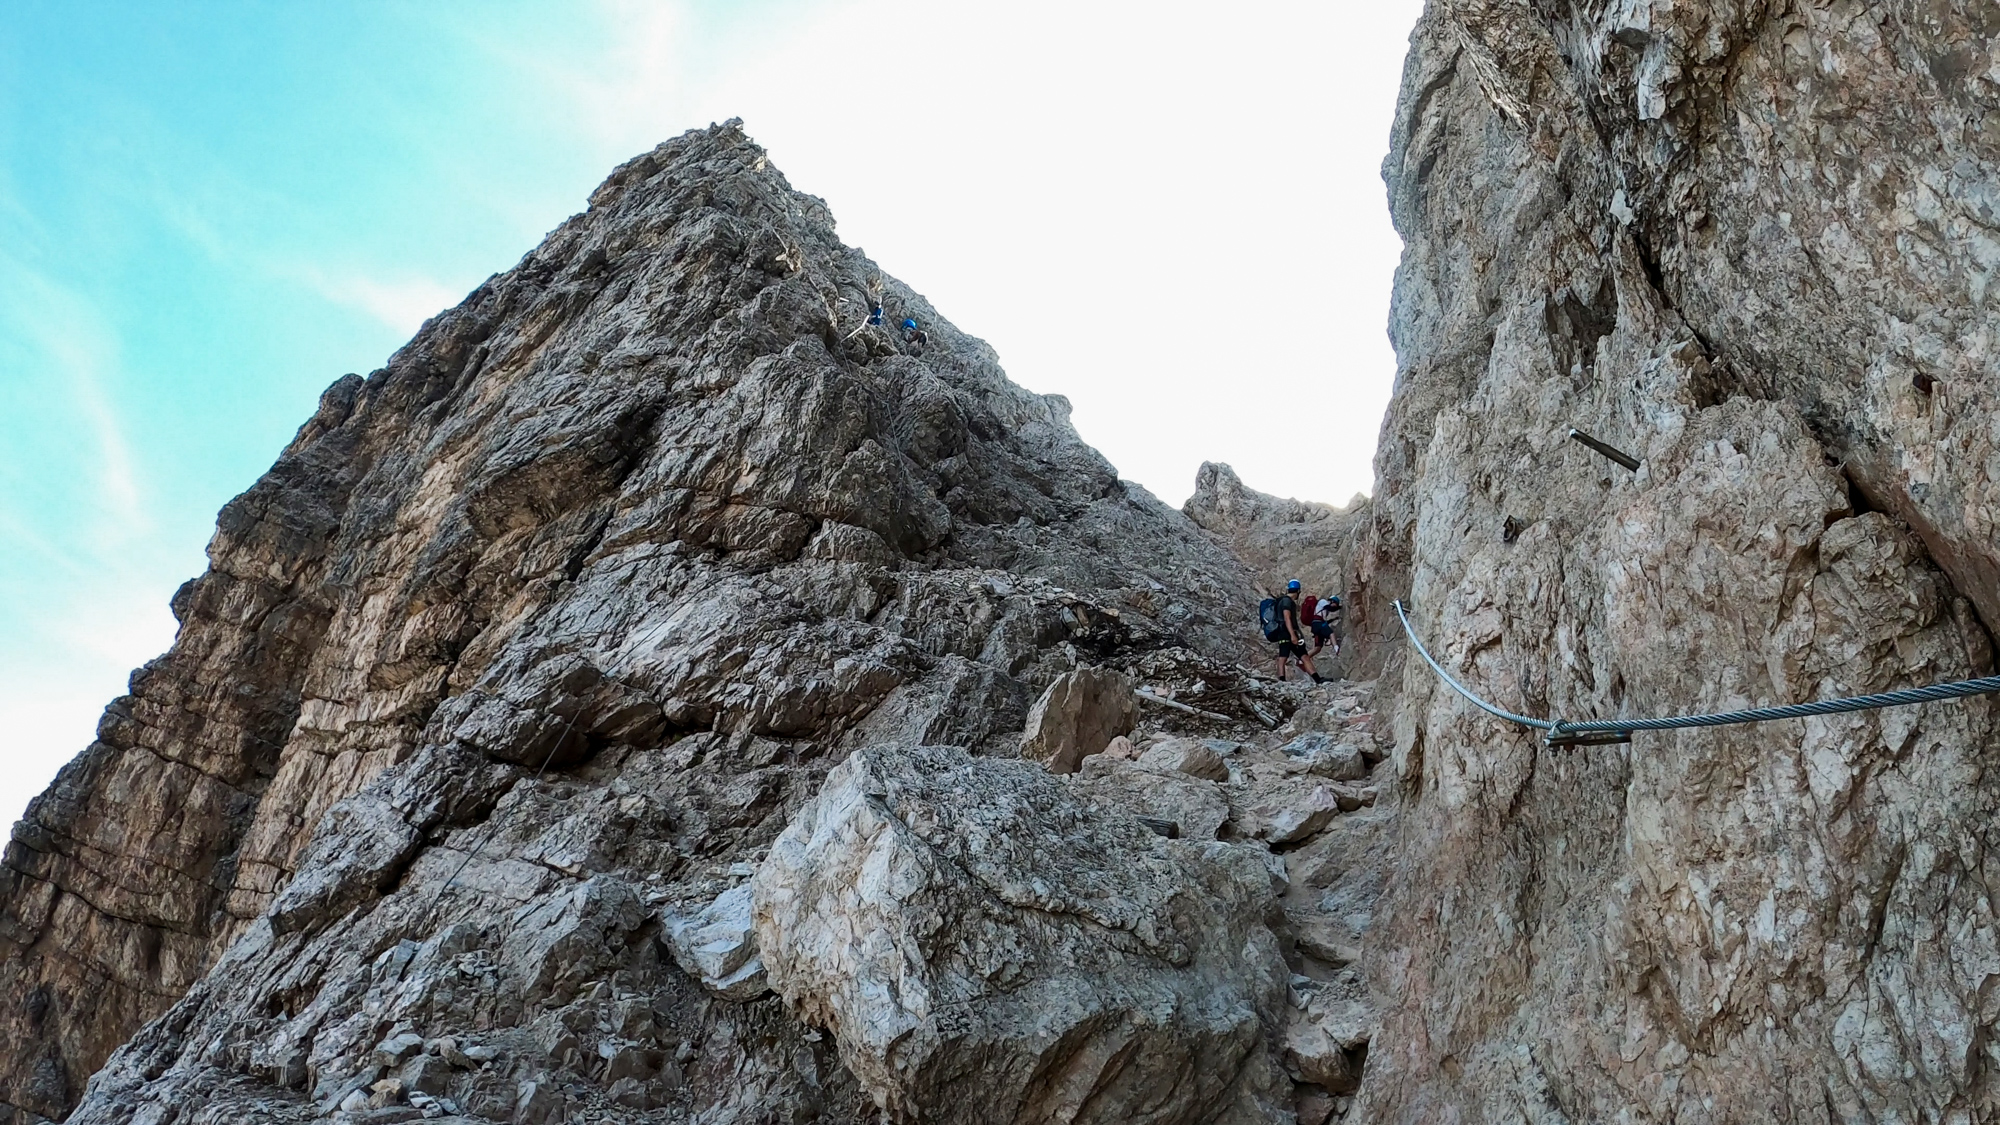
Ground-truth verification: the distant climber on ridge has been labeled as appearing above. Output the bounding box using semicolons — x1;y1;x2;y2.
902;317;929;348
843;292;886;340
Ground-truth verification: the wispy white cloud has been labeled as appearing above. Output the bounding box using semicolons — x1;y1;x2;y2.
295;268;464;337
0;258;147;537
0;255;178;830
433;0;702;151
0;579;176;825
132;171;466;338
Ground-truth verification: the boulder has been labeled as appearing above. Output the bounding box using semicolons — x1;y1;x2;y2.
399;1052;452;1095
1139;737;1230;781
1018;667;1140;774
1235;784;1340;846
513;1079;561;1125
753;743;1289;1124
1291;916;1362;967
1281;976;1372;1095
1278;732;1366;782
1295;1088;1336;1125
372;1031;426;1067
1327;782;1375;812
664;883;768;1001
1076;757;1231;842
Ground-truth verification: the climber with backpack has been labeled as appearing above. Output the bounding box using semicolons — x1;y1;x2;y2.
902;317;929;348
1311;594;1344;655
844;288;887;341
1259;579;1322;682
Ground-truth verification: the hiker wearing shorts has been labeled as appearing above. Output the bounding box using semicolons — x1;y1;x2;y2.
1266;580;1321;682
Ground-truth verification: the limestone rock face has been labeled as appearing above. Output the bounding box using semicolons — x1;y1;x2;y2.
1183;463;1367;602
19;0;1986;1111
752;743;1290;1124
1360;1;2000;1120
3;122;1267;1125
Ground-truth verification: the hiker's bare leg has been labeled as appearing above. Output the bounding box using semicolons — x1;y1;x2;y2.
1301;651;1318;679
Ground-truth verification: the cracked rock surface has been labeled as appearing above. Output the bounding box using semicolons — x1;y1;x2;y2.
753;742;1291;1125
1362;1;2000;1121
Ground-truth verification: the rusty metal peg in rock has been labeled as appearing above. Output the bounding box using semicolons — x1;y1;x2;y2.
1567;428;1640;472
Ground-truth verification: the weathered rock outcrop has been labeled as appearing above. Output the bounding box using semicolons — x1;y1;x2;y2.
1184;463;1368;600
753;742;1291;1124
0;122;1292;1125
19;0;1988;1114
1183;464;1362;599
1360;1;2000;1121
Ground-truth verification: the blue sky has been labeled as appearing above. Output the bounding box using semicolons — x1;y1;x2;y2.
0;0;1422;824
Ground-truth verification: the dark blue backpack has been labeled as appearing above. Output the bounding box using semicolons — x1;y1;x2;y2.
1259;597;1282;639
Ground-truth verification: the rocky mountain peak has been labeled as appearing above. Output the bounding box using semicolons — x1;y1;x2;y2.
2;121;1385;1125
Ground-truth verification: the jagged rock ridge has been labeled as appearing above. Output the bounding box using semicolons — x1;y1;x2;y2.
2;122;1391;1125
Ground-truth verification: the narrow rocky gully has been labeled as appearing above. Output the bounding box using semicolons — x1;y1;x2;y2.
7;0;2000;1121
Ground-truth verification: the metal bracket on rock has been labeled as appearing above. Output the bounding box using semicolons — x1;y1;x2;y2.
1544;723;1631;748
1568;428;1641;472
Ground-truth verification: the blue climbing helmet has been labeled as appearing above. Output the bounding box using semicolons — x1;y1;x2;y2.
1287;579;1301;593
902;317;918;331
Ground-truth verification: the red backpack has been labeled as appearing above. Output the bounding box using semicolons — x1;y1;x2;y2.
1299;595;1319;622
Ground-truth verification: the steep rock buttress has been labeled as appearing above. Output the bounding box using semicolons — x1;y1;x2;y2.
1360;2;2000;1121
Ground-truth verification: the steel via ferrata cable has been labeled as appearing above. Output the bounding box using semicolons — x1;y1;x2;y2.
1392;598;2000;743
1392;599;1553;732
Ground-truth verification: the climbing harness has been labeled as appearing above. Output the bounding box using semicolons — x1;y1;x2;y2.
1393;599;2000;746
